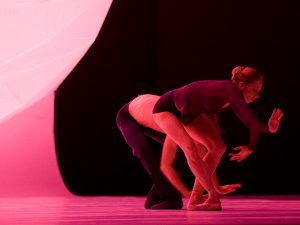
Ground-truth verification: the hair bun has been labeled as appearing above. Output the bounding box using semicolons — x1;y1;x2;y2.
231;66;245;80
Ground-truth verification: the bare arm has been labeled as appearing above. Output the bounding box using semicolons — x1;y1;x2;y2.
229;107;284;162
160;136;191;198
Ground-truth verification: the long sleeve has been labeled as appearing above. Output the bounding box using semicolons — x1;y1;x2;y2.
229;87;269;150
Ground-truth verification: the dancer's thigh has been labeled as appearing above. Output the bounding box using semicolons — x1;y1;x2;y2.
184;114;224;151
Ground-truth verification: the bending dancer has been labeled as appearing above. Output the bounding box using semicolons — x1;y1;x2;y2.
153;66;283;211
116;94;240;210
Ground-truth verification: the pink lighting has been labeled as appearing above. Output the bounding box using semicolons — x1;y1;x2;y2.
0;0;112;196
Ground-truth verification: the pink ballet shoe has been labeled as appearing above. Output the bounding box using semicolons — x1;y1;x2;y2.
188;200;222;211
188;195;205;206
188;191;206;206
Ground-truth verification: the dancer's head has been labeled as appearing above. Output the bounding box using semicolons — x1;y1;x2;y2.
231;66;264;103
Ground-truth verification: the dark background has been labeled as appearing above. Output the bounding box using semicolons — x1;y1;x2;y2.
54;0;299;196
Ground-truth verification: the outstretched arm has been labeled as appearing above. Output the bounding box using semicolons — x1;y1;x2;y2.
229;108;284;162
160;136;191;198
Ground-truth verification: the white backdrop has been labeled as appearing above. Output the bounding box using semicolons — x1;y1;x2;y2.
0;0;112;196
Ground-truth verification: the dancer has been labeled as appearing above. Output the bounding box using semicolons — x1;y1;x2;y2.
116;94;240;210
153;66;283;211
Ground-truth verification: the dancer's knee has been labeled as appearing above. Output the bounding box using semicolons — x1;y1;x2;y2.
185;148;200;164
181;141;198;157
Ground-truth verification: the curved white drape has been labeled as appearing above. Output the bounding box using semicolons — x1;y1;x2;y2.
0;0;112;196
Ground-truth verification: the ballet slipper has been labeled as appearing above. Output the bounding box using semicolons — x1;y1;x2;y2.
188;191;205;206
188;199;222;211
144;185;160;209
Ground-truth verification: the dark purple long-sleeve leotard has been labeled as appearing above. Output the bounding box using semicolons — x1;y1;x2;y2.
153;80;269;150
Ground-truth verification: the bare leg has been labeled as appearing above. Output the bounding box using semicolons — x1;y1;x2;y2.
187;143;207;206
153;112;221;210
184;114;226;210
185;114;225;172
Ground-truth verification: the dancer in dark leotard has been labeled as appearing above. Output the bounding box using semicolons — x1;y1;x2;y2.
153;66;283;211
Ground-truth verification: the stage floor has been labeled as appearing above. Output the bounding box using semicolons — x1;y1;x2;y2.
1;195;300;224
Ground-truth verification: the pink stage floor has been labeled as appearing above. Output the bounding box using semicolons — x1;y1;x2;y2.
1;195;300;225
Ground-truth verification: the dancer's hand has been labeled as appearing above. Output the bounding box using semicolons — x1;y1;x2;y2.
229;146;252;162
216;183;242;195
268;108;283;133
